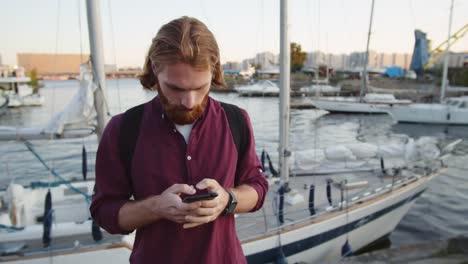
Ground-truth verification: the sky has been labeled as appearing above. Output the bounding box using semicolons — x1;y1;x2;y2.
1;0;467;68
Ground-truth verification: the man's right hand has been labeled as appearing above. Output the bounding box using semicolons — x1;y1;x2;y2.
145;184;203;224
118;184;203;231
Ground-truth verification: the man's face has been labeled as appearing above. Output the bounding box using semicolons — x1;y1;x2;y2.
156;63;211;125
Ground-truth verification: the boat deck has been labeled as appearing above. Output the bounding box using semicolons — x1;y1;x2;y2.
235;169;410;242
0;232;126;262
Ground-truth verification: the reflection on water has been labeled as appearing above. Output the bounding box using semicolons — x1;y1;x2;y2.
0;79;467;249
392;123;468;141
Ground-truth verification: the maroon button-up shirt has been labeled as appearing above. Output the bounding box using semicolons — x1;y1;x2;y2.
90;96;268;264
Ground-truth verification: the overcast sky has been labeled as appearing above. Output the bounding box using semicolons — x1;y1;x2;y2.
2;0;467;67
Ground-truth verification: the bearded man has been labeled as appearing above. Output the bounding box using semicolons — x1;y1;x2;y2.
90;16;268;264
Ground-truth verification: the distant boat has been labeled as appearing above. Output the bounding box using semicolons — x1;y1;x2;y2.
235;79;280;97
385;0;468;126
0;69;45;108
386;96;468;125
305;0;412;115
299;84;341;95
306;93;411;113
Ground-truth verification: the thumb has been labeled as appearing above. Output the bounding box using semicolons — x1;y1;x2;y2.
196;178;219;191
168;184;196;195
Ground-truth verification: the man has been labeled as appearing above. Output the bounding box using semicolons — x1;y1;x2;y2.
90;16;268;263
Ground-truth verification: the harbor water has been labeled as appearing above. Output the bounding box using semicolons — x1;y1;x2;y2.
1;79;467;250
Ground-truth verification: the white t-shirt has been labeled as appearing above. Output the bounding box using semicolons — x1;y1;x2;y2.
175;123;194;144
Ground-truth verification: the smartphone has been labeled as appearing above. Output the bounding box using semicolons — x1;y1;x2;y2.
182;192;218;203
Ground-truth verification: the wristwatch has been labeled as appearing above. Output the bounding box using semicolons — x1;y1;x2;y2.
223;189;238;215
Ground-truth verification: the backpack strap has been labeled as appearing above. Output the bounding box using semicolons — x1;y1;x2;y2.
119;103;145;178
220;102;248;164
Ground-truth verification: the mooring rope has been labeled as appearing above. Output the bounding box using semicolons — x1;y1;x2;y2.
23;141;91;203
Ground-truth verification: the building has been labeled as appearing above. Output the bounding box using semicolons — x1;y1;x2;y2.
434;52;468;68
304;51;327;68
231;50;416;75
222;61;242;71
243;52;279;70
17;53;90;76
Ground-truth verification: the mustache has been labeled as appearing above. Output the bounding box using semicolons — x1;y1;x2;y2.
158;88;208;125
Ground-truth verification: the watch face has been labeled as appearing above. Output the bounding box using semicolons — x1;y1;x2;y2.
225;190;237;215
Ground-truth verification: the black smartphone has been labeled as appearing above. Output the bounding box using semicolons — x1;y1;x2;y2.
182;192;218;203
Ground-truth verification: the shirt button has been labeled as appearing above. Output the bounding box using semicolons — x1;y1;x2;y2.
187;156;192;161
173;129;177;133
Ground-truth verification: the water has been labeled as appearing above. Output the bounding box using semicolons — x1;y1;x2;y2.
1;79;467;249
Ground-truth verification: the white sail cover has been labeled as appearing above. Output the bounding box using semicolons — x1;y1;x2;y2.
44;64;97;134
292;136;445;172
0;64;97;140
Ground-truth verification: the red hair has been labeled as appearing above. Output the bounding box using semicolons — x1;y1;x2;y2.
139;16;226;90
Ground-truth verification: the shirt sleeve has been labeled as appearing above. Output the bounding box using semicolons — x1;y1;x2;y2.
90;115;134;235
235;109;269;212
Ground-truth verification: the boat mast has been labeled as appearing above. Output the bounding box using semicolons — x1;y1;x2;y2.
360;0;375;102
440;0;454;103
279;0;291;184
86;0;109;141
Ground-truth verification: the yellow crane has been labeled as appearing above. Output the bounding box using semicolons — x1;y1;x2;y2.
423;23;468;70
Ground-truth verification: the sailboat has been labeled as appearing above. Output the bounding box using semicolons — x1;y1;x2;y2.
0;66;45;108
385;0;468;125
0;0;459;263
0;0;126;260
386;96;468;125
305;0;411;114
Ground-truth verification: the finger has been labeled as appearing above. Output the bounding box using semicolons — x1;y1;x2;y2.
177;201;202;211
196;178;219;191
183;222;203;229
185;215;212;224
191;207;215;216
200;200;217;208
168;184;196;195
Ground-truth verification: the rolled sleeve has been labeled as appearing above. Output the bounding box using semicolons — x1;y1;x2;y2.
90;115;134;235
235;109;269;212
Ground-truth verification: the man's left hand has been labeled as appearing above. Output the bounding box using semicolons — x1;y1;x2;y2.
183;178;229;229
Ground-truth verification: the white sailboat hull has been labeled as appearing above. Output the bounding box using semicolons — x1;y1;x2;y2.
242;175;430;263
307;94;411;114
308;98;389;113
386;103;468;125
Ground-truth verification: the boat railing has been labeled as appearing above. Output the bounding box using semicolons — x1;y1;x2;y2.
240;172;426;241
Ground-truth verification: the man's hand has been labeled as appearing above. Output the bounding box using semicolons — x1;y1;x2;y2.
148;184;202;224
183;179;230;229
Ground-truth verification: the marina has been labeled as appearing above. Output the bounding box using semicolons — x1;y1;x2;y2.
0;0;467;263
1;79;467;262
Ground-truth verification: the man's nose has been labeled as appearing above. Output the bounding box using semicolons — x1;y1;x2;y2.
181;92;196;110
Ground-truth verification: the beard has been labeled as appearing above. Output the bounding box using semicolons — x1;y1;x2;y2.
158;88;209;125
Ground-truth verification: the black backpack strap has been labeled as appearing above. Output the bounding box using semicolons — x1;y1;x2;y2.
220;102;248;164
119;103;145;178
